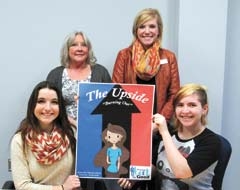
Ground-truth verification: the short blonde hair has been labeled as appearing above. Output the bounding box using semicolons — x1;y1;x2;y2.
132;8;163;44
173;83;209;130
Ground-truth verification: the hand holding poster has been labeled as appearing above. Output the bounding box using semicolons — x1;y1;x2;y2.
75;83;154;180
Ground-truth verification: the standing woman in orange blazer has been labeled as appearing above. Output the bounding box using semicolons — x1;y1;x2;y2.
112;8;180;122
112;8;180;189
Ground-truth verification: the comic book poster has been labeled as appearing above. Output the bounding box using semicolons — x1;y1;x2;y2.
75;83;154;180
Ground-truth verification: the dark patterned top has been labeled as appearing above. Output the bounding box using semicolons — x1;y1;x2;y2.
153;128;220;190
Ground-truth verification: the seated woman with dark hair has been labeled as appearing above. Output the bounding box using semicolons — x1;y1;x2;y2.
11;81;81;190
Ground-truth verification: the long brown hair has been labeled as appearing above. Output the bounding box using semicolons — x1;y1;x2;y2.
94;123;129;177
14;81;76;154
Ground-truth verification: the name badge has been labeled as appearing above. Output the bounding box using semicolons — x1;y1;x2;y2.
160;59;168;64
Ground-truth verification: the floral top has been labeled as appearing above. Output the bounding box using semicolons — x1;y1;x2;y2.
62;68;91;119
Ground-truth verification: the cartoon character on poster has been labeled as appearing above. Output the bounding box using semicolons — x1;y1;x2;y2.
94;123;130;178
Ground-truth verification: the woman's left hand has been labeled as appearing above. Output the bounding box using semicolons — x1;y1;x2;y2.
63;175;81;190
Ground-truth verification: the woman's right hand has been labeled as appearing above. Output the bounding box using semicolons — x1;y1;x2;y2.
152;113;168;134
117;178;134;189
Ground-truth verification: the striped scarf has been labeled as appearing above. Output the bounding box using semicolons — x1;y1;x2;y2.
26;126;70;165
132;39;161;81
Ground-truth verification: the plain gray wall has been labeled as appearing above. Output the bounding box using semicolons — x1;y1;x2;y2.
177;1;237;189
222;0;240;189
0;0;238;188
178;0;228;134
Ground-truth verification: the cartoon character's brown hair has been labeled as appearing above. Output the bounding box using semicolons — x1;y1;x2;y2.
94;123;129;177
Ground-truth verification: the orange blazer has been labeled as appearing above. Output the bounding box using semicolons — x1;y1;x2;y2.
112;46;180;121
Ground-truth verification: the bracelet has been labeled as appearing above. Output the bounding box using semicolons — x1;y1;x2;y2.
61;185;64;190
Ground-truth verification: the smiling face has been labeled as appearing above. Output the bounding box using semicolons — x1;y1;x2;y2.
105;130;123;145
34;88;59;132
68;34;89;65
136;17;159;49
175;94;208;129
